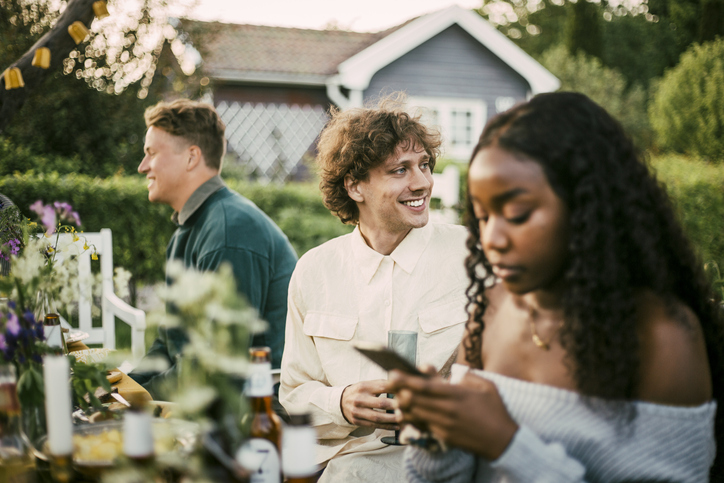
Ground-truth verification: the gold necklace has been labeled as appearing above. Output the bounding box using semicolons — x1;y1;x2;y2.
529;320;561;351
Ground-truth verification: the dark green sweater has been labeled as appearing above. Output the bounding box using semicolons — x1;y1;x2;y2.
130;185;297;398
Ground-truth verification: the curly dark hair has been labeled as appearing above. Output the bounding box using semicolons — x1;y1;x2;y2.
144;99;226;170
463;92;724;476
316;94;441;224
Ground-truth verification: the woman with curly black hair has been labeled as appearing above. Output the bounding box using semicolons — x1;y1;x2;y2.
389;92;724;482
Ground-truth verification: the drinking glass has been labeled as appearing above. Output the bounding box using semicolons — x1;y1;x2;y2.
381;330;417;446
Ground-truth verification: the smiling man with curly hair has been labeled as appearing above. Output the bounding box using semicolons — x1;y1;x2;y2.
279;94;470;482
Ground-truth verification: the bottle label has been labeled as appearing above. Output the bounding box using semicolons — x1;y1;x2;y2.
245;362;273;397
123;411;154;457
236;438;280;483
44;325;63;350
282;426;318;477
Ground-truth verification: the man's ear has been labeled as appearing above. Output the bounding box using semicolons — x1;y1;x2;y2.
186;145;203;171
344;174;364;203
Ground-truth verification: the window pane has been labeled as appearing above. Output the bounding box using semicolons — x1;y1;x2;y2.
451;109;473;146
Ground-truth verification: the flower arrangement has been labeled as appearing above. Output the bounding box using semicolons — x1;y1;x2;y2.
0;200;120;432
107;260;264;480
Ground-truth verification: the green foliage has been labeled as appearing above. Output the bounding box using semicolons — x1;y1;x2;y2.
700;0;724;42
68;357;112;413
476;0;705;90
601;12;682;88
0;0;206;176
566;0;603;60
0;71;152;177
540;44;653;148
649;153;724;273
649;38;724;160
0;172;351;287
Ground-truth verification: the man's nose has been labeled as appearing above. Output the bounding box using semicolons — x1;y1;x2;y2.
138;156;149;174
409;167;432;192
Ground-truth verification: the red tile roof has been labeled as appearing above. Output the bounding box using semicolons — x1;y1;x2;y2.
182;20;413;80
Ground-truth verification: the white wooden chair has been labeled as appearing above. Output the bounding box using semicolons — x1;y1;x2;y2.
431;164;461;224
55;228;146;364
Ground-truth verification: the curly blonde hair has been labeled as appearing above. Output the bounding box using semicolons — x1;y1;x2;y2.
317;95;442;224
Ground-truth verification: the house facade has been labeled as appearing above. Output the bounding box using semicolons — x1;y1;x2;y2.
185;5;559;181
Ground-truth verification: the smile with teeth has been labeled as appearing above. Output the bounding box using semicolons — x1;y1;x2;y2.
402;199;424;207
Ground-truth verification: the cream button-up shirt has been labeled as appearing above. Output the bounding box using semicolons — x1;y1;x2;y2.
280;222;470;482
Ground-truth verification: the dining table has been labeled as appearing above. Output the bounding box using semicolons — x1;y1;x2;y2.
65;340;152;406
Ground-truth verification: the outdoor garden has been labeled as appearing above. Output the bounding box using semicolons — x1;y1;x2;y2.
1;0;723;480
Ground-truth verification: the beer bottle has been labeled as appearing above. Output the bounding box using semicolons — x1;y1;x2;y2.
236;347;282;483
43;313;67;355
123;402;155;466
282;413;319;483
0;364;36;483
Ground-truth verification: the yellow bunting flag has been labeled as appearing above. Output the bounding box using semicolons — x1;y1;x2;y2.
32;47;51;69
3;68;24;90
68;21;90;44
92;1;109;19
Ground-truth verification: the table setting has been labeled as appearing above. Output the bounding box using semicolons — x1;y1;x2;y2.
0;202;272;481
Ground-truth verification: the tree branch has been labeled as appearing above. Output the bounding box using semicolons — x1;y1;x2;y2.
0;0;96;133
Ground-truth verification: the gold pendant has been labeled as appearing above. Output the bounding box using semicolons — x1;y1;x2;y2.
531;333;550;350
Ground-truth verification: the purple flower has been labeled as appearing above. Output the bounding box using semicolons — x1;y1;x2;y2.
30;200;58;233
1;238;20;261
53;202;81;226
29;200;44;216
6;312;20;336
0;333;6;352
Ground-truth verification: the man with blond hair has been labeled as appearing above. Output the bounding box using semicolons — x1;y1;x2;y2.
130;99;297;398
280;97;469;481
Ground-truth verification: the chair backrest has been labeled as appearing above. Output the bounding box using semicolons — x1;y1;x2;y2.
430;165;461;224
55;229;115;348
432;165;460;209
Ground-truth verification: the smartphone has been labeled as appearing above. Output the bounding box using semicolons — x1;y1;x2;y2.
354;341;429;377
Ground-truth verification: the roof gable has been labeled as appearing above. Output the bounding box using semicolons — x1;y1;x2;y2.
185;5;558;96
335;5;558;94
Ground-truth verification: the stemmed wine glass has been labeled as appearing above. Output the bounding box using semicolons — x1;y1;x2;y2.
381;330;417;446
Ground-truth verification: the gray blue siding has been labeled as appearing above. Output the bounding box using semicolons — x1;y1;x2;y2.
364;24;530;114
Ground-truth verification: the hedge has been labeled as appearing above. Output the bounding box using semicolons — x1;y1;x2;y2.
649;38;724;160
2;152;722;299
0;173;352;293
649;154;724;273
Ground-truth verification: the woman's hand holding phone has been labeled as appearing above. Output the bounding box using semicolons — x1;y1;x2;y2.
387;369;519;460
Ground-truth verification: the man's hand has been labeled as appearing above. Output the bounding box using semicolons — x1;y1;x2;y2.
340;379;400;430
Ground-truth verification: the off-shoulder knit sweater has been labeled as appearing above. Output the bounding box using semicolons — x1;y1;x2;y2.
405;365;716;483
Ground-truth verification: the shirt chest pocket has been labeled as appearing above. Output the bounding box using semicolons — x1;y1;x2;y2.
417;296;468;369
303;312;361;385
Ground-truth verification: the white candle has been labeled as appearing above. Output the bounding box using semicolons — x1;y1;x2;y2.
43;355;73;456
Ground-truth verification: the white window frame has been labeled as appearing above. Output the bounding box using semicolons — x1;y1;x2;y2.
409;96;487;160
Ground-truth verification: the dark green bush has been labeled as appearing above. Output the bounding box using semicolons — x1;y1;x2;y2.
649;154;724;272
540;44;653;149
0;173;351;289
649;38;724;160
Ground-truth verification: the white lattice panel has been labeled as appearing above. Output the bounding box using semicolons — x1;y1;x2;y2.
217;102;329;182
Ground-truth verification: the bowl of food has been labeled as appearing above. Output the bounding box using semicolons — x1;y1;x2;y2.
35;417;200;477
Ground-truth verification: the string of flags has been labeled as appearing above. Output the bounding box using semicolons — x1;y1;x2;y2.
3;1;110;90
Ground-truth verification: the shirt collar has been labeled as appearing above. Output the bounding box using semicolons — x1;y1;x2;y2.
172;175;225;226
351;223;433;284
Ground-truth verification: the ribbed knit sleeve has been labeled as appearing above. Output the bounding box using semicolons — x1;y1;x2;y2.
403;366;716;483
404;446;476;483
489;426;586;482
